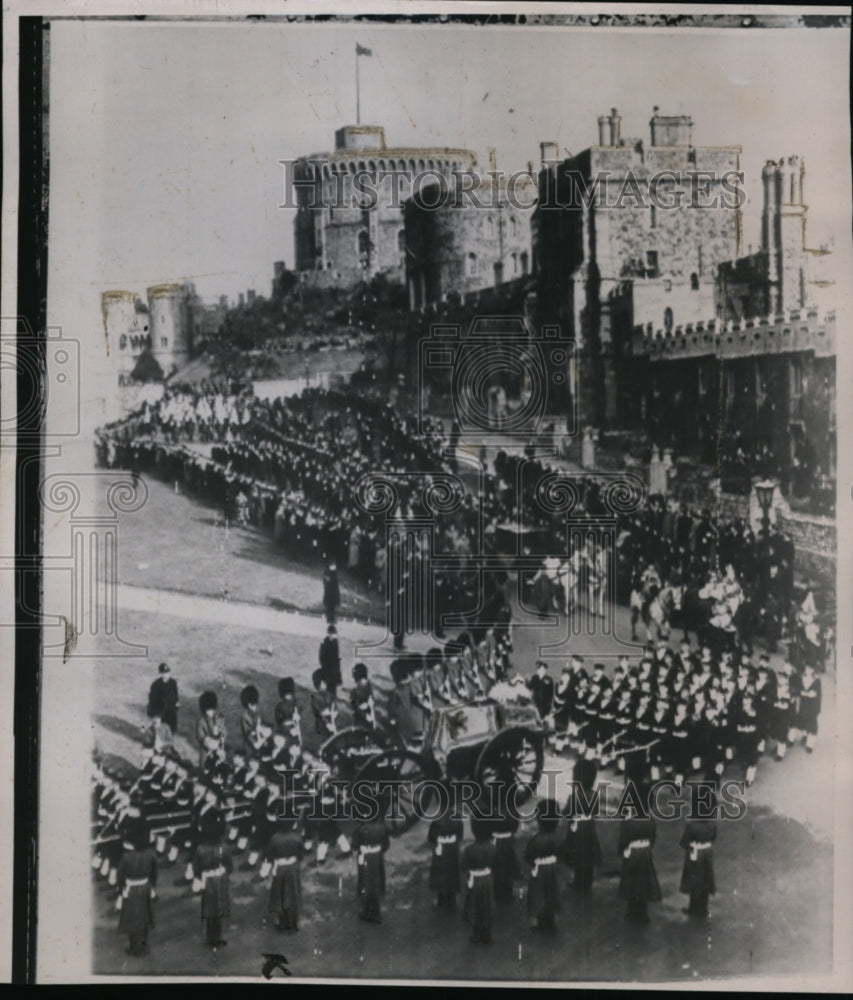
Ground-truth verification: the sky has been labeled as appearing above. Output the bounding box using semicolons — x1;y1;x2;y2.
48;19;849;309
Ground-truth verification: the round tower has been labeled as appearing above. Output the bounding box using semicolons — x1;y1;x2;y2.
101;290;140;380
147;283;191;377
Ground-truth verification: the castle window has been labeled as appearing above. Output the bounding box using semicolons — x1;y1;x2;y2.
521;252;529;275
161;337;168;348
119;335;127;350
650;205;657;229
663;307;673;333
486;217;495;238
790;358;804;396
358;230;370;257
467;253;477;277
646;251;659;277
510;217;518;238
397;229;405;253
511;252;519;275
690;272;699;291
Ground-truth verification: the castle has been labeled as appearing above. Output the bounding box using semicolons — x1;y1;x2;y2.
292;125;477;288
101;283;226;383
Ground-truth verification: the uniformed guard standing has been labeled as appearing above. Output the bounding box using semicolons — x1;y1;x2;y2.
352;801;390;924
524;800;562;933
679;815;717;919
427;800;464;908
463;817;497;945
618;787;661;925
116;814;157;957
193;808;233;950
265;816;304;932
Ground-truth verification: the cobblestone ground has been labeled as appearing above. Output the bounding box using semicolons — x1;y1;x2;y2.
92;474;835;981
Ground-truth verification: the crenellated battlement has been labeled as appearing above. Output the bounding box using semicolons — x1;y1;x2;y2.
634;307;835;361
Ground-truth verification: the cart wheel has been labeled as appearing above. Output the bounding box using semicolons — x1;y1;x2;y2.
354;750;441;834
319;726;379;781
475;727;544;802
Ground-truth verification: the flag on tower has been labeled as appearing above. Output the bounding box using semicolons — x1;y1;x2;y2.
356;43;372;56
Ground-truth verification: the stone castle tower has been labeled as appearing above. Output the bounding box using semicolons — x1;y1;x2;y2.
761;155;808;314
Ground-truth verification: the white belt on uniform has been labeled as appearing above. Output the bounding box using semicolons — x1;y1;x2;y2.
122;876;150;898
467;867;491;889
493;831;513;841
531;855;557;878
202;866;226;883
358;844;382;866
689;841;713;862
623;839;650;858
273;856;298;871
435;834;457;857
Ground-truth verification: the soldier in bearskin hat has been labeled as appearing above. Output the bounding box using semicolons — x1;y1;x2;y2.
193;805;233;950
265;815;304;932
524;799;562;933
116;813;157;957
462;815;497;945
196;690;225;770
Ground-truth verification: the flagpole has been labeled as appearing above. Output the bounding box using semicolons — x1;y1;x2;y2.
356;49;360;124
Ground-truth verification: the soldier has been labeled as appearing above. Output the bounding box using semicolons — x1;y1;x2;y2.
387;658;422;748
618;787;661;925
274;677;303;747
797;663;822;753
352;801;390;924
318;625;342;698
490;792;522;903
193;808;233;950
310;669;338;740
564;749;602;893
265;815;304;932
349;662;378;734
427;798;464;908
524;800;562;933
410;654;435;724
734;691;761;786
527;660;554;720
116;814;157;957
241;684;271;757
147;662;179;736
769;671;794;760
462;817;497;945
196;691;225;770
322;561;340;624
680;812;717;919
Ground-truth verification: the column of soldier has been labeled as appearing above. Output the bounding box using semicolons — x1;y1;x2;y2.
92;615;822;958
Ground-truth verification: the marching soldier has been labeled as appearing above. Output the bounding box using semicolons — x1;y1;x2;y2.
349;662;379;734
241;684;271;757
797;663;822;753
274;677;303;747
310;669;338;739
196;691;225;771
